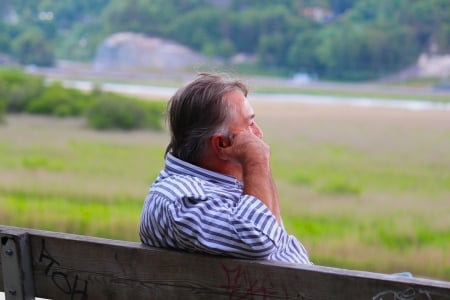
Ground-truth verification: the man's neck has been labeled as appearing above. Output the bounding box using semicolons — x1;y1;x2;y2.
198;156;243;181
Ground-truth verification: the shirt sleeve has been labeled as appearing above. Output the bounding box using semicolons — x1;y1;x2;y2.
168;193;279;259
170;193;310;264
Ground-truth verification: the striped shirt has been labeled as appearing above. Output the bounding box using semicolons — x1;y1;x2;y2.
139;153;311;264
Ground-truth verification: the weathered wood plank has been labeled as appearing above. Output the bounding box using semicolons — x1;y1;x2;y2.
1;225;449;300
0;231;34;300
0;248;3;292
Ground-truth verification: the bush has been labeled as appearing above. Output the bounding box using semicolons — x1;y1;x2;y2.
0;68;45;112
0;69;166;131
0;95;5;123
26;82;92;117
86;93;165;130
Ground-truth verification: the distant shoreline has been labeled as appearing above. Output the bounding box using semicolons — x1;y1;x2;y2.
251;93;450;111
60;79;450;112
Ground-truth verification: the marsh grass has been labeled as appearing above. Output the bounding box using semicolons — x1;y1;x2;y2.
2;192;140;241
1;104;449;280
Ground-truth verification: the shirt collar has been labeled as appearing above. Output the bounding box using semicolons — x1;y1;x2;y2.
165;153;242;188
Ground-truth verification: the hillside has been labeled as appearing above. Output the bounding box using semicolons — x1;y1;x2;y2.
1;0;450;81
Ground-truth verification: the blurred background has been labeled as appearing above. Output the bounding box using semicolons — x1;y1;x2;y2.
0;0;449;281
1;0;450;82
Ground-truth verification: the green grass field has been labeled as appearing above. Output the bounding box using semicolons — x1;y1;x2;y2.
1;101;449;281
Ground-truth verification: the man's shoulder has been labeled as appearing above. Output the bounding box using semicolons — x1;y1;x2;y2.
155;173;206;187
151;173;209;199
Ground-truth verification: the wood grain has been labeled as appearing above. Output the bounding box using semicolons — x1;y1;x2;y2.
1;225;449;299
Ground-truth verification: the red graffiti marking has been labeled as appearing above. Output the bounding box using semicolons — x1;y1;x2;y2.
221;264;289;300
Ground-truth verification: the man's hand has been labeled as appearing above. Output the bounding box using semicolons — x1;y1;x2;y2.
221;131;281;224
221;131;270;169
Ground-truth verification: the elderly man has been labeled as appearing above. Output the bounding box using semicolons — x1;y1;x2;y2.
139;73;311;264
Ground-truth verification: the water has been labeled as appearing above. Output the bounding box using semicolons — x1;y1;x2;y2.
61;80;450;111
253;93;450;111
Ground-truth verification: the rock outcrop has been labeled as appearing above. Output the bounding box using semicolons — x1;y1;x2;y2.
93;32;209;72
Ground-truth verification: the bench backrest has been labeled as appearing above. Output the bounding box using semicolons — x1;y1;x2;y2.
1;225;449;299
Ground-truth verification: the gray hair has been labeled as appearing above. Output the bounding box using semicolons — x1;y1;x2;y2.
165;73;248;164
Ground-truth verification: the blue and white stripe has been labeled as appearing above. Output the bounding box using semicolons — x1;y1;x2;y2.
139;153;311;264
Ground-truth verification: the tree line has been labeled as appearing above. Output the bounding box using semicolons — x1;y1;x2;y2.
1;0;449;80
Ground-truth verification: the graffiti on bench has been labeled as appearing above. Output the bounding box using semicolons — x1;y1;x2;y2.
372;286;448;300
220;263;296;299
38;239;89;300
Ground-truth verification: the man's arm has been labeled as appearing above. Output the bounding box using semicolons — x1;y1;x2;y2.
224;131;282;224
242;157;281;225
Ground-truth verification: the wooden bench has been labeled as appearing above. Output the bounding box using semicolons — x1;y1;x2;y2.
1;225;449;299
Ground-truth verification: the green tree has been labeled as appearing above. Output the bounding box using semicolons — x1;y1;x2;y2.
0;69;45;112
327;0;358;14
436;24;450;52
228;10;262;53
165;7;224;52
4;0;450;80
101;0;176;37
0;23;11;54
235;5;300;67
287;29;323;73
258;33;288;67
11;28;55;66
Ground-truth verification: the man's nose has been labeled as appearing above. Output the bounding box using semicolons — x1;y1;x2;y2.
253;123;263;139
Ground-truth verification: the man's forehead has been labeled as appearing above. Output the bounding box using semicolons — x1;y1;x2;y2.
225;89;254;116
243;97;254;115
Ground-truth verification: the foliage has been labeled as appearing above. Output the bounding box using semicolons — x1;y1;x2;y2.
26;82;92;116
2;0;450;80
11;28;55;66
0;94;5;123
85;93;165;130
0;68;45;113
0;68;165;130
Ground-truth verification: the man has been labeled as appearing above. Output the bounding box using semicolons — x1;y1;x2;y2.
139;73;311;264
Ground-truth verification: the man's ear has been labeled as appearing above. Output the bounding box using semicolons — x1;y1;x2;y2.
211;134;230;158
